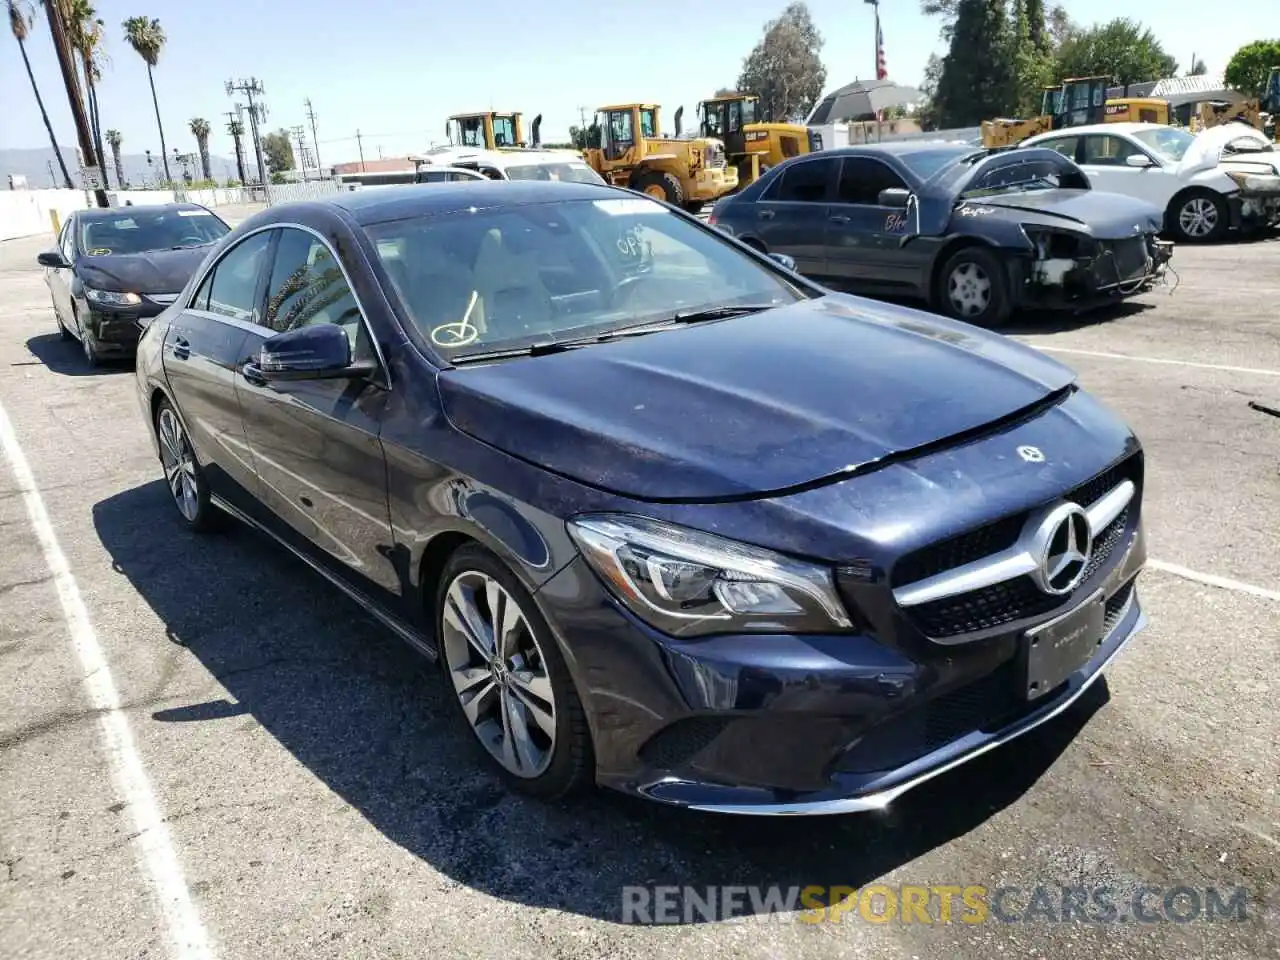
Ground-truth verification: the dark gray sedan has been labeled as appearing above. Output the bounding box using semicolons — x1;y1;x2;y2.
707;143;1173;327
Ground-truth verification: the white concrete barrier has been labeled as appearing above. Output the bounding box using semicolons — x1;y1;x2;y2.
0;189;89;241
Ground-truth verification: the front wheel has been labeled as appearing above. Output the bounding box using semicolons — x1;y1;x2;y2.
633;170;684;207
1168;189;1228;243
937;247;1012;328
436;544;593;799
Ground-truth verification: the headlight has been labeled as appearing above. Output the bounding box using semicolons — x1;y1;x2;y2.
1021;226;1096;259
566;514;852;637
84;288;142;306
1225;170;1280;192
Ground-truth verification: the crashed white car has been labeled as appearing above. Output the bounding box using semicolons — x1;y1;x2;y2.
1021;122;1280;242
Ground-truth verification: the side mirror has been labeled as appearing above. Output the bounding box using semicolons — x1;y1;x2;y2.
38;249;69;268
1125;153;1154;168
768;252;797;271
878;187;912;208
252;323;372;383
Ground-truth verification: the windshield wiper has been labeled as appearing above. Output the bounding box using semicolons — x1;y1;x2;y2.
451;305;778;364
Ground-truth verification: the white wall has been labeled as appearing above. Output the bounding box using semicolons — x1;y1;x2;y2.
0;189;88;242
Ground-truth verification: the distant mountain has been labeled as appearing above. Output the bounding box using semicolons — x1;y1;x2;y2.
2;145;245;188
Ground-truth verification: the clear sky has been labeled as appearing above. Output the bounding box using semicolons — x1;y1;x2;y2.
0;0;1257;169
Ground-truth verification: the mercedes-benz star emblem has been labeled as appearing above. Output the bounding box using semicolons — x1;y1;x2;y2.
1031;503;1093;595
1017;445;1045;463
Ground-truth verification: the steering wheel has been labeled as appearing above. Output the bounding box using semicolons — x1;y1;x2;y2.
174;236;206;247
611;272;658;308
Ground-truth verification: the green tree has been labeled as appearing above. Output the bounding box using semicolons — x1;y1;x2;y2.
8;0;73;187
737;2;827;122
914;53;944;129
1188;55;1207;76
1045;5;1073;50
1054;18;1176;87
1224;39;1280;97
189;117;211;181
1009;0;1055;116
105;127;124;186
64;0;110;187
262;128;295;174
935;0;1014;127
122;15;170;182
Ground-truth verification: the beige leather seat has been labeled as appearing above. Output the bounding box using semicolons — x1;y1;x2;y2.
391;231;487;346
471;228;555;337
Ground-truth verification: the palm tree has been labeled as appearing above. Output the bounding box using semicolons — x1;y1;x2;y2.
227;118;246;184
64;0;110;187
8;0;73;187
106;127;124;187
121;15;169;182
189;117;212;182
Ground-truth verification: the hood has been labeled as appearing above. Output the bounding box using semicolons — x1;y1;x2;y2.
438;295;1077;502
961;189;1163;237
75;244;214;294
1178;123;1278;176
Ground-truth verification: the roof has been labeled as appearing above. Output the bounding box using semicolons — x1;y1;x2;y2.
1025;122;1166;139
821;140;977;156
79;202;208;220
327;179;623;224
597;103;659;111
331;158;416;176
412;147;588;169
1105;74;1245;108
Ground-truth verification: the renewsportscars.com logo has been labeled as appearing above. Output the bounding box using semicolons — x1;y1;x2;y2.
621;884;1253;925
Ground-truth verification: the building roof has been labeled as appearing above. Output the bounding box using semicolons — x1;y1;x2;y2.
1105;74;1245;108
330;158;415;177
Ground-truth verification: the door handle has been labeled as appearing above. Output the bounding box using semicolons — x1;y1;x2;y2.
241;360;267;386
829;214;851;224
171;336;190;360
758;209;775;220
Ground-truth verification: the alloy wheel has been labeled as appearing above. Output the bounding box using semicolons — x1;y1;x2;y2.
947;261;992;317
441;570;557;778
1178;197;1218;239
157;407;199;522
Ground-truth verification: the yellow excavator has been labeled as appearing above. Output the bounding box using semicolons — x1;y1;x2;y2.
694;93;816;189
581;102;737;212
982;76;1115;148
444;112;544;150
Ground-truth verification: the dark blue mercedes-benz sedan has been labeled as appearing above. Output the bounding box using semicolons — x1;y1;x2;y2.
134;180;1147;815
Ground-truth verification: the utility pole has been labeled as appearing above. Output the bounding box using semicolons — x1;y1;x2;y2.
304;98;323;177
225;78;268;186
355;129;366;172
225;109;247;185
47;160;57;188
45;0;107;206
291;125;308;180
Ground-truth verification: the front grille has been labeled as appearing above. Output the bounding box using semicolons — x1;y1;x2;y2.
893;453;1141;640
1104;237;1151;282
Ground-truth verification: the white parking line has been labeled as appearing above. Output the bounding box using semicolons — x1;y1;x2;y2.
1149;559;1280;603
0;400;216;960
1021;345;1280;378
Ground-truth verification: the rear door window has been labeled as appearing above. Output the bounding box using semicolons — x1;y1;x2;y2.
767;158;835;202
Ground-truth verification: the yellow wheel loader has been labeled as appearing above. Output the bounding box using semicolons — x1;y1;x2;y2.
581;103;737;213
695;94;817;189
445;112;546;150
981;77;1110;148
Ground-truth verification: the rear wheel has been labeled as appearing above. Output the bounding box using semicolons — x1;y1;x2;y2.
1168;189;1227;243
634;171;684;207
154;399;222;533
436;544;593;799
937;246;1012;328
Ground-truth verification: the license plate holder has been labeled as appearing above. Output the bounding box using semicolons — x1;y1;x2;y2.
1023;591;1106;701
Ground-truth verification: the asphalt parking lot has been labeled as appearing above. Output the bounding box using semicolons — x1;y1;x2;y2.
1;205;1276;960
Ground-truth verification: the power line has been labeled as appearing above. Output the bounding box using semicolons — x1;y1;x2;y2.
304;98;323;176
225;78;268;186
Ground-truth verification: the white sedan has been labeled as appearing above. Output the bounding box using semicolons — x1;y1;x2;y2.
1021;122;1280;242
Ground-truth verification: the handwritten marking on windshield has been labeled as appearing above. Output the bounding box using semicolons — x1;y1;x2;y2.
430;290;481;348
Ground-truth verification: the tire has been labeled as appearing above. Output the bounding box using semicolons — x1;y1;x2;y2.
436;543;593;800
633;170;684;207
1167;189;1228;243
684;201;705;215
75;310;99;367
936;246;1012;328
153;398;223;533
55;305;72;341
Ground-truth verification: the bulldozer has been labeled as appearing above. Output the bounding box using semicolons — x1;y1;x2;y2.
582;103;737;212
695;93;816;189
981;76;1110;148
445;112;544;150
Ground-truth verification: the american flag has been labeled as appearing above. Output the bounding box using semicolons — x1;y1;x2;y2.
875;14;887;80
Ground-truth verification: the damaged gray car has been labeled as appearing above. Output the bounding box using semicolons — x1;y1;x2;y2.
708;142;1173;328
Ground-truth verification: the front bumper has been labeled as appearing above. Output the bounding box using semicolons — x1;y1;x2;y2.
1227;190;1280;231
1014;234;1173;311
536;509;1147;815
79;295;172;355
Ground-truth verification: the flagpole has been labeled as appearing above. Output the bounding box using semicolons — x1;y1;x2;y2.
864;0;880;82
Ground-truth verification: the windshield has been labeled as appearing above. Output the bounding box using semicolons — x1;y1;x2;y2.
898;147;978;180
367;196;806;357
741;99;757;124
78;208;229;255
1132;127;1194;163
960;156;1086;198
503;162;604;184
